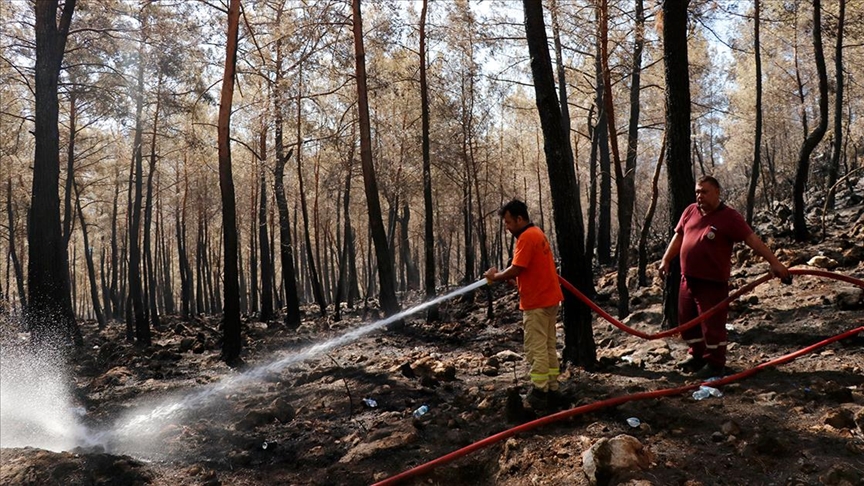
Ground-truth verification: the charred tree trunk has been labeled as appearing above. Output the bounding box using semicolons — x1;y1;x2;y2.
249;170;258;316
333;142;355;322
600;0;642;318
176;167;192;320
594;13;612;267
273;101;301;328
143;74;162;330
157;195;174;315
353;0;400;318
461;176;474;284
745;0;762;226
401;203;420;290
62;92;77;248
28;0;79;346
258;131;274;322
269;205;279;310
586;107;598;266
333;162;354;322
195;206;205;315
419;0;438;322
128;34;149;346
793;0;828;241
7;178;26;310
295;71;327;318
826;0;845;211
108;166;120;319
73;180;106;329
523;0;596;368
638;133;666;287
662;0;695;328
313;154;328;303
100;245;110;318
217;0;242;364
347;225;360;307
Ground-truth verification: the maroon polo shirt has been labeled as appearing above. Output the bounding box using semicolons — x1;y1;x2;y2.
675;202;753;282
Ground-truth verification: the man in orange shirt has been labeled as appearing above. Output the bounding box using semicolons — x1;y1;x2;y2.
485;199;564;411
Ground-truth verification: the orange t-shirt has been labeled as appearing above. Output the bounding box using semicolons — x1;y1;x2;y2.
512;226;563;310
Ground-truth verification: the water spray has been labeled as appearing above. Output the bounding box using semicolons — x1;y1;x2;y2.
0;278;491;456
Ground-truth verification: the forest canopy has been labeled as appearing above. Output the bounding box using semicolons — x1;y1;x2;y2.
0;0;860;355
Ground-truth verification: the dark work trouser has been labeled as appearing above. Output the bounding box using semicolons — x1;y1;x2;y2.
679;276;729;368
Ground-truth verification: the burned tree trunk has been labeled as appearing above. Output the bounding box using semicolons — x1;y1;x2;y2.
523;0;596;367
28;0;79;346
217;0;243;364
258;157;274;322
73;180;106;329
793;0;828;241
352;0;400;318
419;0;438;322
662;0;695;328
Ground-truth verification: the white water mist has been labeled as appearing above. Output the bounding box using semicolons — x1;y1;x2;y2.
83;279;489;456
0;336;86;452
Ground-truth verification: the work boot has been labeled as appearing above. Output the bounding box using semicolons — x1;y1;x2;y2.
525;388;548;412
693;362;725;380
677;355;706;373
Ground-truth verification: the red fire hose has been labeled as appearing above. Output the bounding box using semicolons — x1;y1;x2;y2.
373;268;864;486
557;268;864;340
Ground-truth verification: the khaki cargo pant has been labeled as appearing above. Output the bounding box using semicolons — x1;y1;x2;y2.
522;304;560;392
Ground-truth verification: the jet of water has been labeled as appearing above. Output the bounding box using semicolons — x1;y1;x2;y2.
87;278;490;455
0;337;86;452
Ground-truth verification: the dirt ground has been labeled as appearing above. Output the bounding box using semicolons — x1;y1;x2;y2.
2;204;864;486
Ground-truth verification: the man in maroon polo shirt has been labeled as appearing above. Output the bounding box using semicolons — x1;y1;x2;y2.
659;176;790;378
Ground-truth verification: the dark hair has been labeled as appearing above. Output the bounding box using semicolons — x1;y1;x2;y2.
499;199;530;220
697;175;721;190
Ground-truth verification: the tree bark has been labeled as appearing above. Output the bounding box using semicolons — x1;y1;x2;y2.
258;131;274;322
249;168;258;316
595;9;612;267
157;195;174;315
128;30;149;346
638;132;666;287
523;0;596;368
108;165;120;319
28;0;79;346
419;0;438;322
294;69;327;318
662;0;695;328
7;178;26;310
600;0;642;318
352;0;400;318
461;177;474;285
62;92;77;248
176;165;192;320
73;180;106;329
218;0;242;364
618;0;644;315
273;86;301;328
826;0;845;211
195;205;206;315
793;0;829;241
401;203;420;290
100;245;110;319
745;0;762;226
143;74;163;330
333;151;354;322
586;107;598;266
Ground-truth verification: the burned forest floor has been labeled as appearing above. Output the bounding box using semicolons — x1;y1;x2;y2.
2;199;864;486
